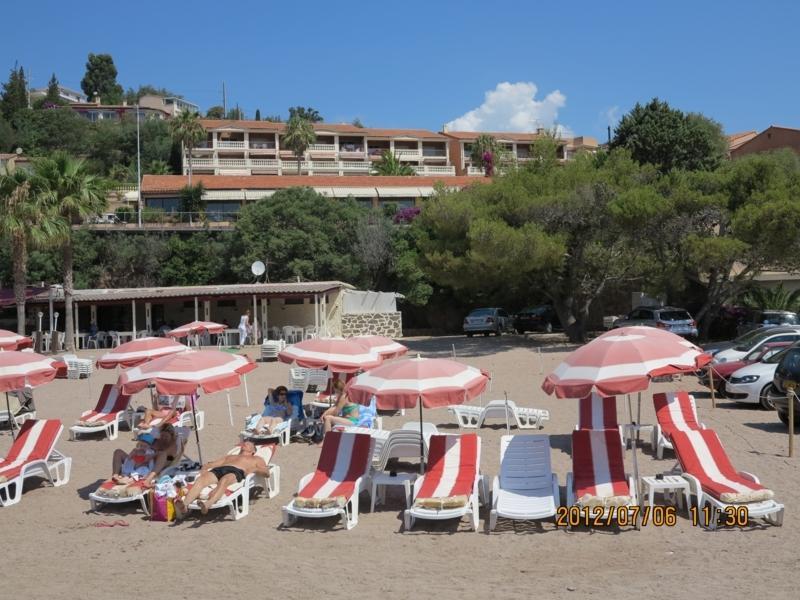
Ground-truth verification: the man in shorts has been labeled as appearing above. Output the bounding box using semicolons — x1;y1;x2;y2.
174;442;269;516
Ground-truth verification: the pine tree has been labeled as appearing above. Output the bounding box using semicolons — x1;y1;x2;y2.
255;109;261;121
1;64;28;120
44;73;61;105
80;53;123;104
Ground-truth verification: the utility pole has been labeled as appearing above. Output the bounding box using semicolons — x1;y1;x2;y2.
222;82;227;116
136;104;142;228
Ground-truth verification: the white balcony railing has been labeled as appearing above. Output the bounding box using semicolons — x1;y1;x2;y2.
249;141;276;150
250;159;280;168
413;165;456;176
217;158;247;167
394;149;422;160
308;143;337;152
216;140;246;149
467;166;485;176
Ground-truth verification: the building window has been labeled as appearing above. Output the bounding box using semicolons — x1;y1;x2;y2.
146;197;181;212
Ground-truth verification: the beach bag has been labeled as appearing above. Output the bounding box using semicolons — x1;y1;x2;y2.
149;490;175;522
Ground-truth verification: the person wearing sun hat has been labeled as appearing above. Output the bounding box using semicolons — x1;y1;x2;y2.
110;433;157;484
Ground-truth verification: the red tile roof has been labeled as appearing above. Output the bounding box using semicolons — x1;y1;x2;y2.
727;130;758;151
199;119;448;140
142;174;488;193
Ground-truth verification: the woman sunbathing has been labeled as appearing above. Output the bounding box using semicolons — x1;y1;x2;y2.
320;380;360;436
249;386;293;434
137;394;186;429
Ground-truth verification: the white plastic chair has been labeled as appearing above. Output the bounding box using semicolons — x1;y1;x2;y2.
282;326;297;343
304;326;318;340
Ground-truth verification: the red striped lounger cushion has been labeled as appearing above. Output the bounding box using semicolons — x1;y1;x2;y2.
572;429;631;507
76;384;131;426
577;393;619;430
295;431;371;509
671;429;774;504
653;391;700;439
414;434;478;510
0;419;62;482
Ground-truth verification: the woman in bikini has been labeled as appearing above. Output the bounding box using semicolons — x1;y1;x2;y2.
320;379;360;435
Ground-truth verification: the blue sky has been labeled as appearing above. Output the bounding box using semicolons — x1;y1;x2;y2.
2;0;798;139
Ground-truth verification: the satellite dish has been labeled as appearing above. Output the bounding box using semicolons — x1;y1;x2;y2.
251;261;266;277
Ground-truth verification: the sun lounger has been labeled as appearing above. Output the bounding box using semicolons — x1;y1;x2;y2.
0;389;36;430
671;429;784;528
489;434;559;530
651;391;706;459
404;433;483;531
180;443;279;520
240;391;305;446
89;427;190;515
282;431;373;530
0;419;72;507
69;384;132;441
449;399;549;430
333;396;382;431
132;394;205;434
576;392;619;430
566;429;638;525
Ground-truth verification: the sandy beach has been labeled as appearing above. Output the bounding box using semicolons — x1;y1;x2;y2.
1;335;796;600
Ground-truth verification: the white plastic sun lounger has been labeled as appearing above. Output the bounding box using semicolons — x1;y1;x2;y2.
449;399;549;430
0;390;36;430
489;434;559;530
651;391;706;459
404;434;483;532
0;419;71;507
69;384;132;441
181;444;279;520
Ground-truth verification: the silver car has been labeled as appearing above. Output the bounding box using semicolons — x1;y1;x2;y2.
613;306;698;337
463;308;512;337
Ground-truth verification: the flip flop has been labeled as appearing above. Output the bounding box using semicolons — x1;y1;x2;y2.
113;520;129;527
93;521;115;528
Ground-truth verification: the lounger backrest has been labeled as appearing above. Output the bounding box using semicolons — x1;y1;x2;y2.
572;429;629;500
500;434;552;490
383;430;429;464
287;390;304;421
577;393;618;430
671;429;768;502
417;434;479;499
92;384;131;414
298;431;372;500
353;396;377;428
653;391;699;437
0;419;62;469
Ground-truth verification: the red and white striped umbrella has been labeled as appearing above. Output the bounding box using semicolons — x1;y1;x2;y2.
0;351;65;392
96;336;187;369
116;350;256;396
166;321;226;339
542;326;711;399
0;329;33;351
352;335;408;359
278;337;383;373
346;356;489;410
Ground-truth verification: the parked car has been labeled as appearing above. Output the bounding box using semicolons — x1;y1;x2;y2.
513;306;560;334
612;306;698;337
737;309;799;336
723;345;790;410
699;341;791;393
769;344;800;426
712;327;800;364
463;308;512;337
701;325;777;357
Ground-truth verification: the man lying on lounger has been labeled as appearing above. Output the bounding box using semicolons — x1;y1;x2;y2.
174;442;269;517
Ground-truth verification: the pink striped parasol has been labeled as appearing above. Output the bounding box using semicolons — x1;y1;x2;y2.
352;335;408;359
0;351;65;392
166;321;226;339
96;337;187;369
278;337;383;373
0;329;33;351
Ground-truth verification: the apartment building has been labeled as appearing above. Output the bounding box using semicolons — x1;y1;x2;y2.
29;84;87;104
139;94;200;117
188;120;454;177
444;129;600;175
187;119;599;177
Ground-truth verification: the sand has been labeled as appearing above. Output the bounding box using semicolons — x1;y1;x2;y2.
1;335;797;600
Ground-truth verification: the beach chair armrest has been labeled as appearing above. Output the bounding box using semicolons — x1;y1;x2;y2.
627;474;638;505
551;473;560;506
739;471;760;484
491;475;500;510
565;472;575;506
295;472;315;494
680;472;704;508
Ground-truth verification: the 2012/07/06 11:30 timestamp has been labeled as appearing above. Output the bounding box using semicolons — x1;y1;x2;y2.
555;505;750;527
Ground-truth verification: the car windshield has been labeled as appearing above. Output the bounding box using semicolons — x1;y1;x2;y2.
763;312;798;325
468;309;493;317
524;307;547;316
765;348;790;364
743;345;767;362
733;330;779;352
659;310;692;321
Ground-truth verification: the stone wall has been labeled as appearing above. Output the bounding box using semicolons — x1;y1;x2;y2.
341;312;402;338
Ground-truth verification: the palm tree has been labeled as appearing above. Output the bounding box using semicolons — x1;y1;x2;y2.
373;150;415;176
743;284;800;312
0;167;65;335
283;115;316;175
36;152;107;350
170;110;205;186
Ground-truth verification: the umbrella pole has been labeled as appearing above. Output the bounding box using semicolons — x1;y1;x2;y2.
226;391;234;427
418;398;425;475
5;392;15;441
709;368;716;409
504;391;510;434
243;373;250;407
191;395;203;465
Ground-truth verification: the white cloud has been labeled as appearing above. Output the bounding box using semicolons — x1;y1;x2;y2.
602;105;620;126
446;81;568;133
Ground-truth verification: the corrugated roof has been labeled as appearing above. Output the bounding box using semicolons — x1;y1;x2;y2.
32;281;352;304
142;174;487;193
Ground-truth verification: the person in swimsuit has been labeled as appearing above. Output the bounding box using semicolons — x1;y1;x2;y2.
137;394;186;429
320;379;360;436
111;434;157;484
142;424;182;485
174;442;269;516
249;386;293;434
